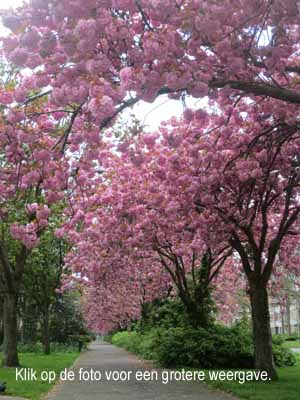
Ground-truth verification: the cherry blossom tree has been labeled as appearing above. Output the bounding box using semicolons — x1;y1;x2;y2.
2;0;300;378
67;97;300;378
2;0;300;148
181;105;300;379
0;64;68;366
60;123;234;331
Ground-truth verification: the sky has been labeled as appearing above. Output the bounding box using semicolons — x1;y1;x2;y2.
0;0;24;10
0;0;202;132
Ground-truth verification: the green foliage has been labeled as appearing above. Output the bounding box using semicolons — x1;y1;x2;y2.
272;334;287;345
112;331;140;352
16;341;80;353
111;321;296;369
152;323;254;368
136;298;188;332
49;292;88;343
285;333;300;341
111;330;157;360
68;335;92;351
103;333;113;343
273;342;297;367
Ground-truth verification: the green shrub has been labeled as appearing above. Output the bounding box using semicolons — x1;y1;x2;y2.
136;330;157;359
112;331;141;354
273;343;296;367
111;330;156;360
111;322;296;369
272;334;286;346
285;333;300;341
152;324;254;369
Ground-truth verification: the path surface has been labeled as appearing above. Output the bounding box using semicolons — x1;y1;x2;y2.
46;341;236;400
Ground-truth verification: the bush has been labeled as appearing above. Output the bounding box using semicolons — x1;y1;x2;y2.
111;330;156;360
112;331;141;353
111;322;296;369
152;323;254;369
273;343;297;367
285;333;300;341
272;334;286;346
137;330;157;359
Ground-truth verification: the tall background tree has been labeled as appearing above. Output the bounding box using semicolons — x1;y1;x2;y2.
19;230;66;354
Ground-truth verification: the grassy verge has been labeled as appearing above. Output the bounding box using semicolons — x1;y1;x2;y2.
283;340;300;349
205;358;300;400
0;352;79;400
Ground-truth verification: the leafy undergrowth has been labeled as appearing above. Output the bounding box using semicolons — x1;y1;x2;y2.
111;328;296;369
0;352;79;400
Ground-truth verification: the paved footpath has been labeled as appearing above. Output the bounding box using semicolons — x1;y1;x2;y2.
46;341;236;400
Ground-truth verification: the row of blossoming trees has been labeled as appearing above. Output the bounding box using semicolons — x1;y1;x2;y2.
1;0;300;380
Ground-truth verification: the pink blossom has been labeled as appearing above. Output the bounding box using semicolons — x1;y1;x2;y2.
120;67;134;90
33;149;51;162
9;47;29;66
14;88;27;103
0;92;14;105
20;29;40;49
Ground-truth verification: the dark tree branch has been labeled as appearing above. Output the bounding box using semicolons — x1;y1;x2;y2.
209;79;300;104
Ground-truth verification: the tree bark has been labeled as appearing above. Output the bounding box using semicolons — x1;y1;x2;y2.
249;281;277;380
297;302;300;337
42;308;50;355
2;291;19;367
281;309;285;335
286;296;291;336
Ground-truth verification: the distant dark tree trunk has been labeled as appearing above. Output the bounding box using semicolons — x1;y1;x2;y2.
286;296;291;336
281;308;285;335
298;305;300;337
42;307;50;355
249;280;277;380
0;243;28;367
2;291;19;367
0;294;3;345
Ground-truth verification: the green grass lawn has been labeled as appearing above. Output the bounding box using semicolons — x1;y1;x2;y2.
0;352;79;400
206;360;300;400
283;340;300;349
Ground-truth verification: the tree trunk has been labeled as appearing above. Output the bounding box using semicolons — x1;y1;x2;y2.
2;292;19;367
249;281;277;380
297;302;300;337
281;309;285;334
42;308;50;355
286;296;291;336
